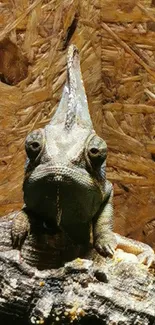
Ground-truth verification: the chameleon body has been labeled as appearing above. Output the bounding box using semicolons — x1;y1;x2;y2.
11;45;154;267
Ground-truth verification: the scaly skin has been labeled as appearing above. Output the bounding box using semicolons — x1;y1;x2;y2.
11;45;154;267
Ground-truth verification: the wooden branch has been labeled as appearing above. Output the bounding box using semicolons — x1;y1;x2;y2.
0;214;155;325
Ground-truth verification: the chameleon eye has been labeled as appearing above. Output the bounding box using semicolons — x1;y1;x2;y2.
89;147;100;157
87;136;107;166
25;129;44;161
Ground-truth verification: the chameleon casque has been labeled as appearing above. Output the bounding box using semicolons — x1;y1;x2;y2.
10;45;154;268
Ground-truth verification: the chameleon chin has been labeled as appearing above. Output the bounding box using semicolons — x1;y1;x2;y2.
11;45;154;267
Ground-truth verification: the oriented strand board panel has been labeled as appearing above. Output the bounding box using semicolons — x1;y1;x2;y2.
0;0;155;248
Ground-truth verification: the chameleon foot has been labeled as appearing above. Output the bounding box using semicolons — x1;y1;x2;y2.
137;250;154;267
94;232;117;257
115;233;155;267
11;210;30;249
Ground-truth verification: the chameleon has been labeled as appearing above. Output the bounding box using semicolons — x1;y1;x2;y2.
11;44;154;267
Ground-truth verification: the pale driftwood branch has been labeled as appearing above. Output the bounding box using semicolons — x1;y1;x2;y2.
0;214;155;325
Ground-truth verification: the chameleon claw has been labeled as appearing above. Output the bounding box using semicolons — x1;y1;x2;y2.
95;236;117;258
137;250;155;267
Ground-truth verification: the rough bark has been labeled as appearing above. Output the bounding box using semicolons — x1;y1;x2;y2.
0;214;155;325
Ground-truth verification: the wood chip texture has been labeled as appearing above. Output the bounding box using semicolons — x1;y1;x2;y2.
0;0;155;248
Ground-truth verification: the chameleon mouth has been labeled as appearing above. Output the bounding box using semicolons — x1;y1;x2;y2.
56;184;62;226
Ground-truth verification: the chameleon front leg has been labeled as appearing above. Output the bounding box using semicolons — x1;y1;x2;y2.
93;184;117;257
11;208;30;249
93;181;154;267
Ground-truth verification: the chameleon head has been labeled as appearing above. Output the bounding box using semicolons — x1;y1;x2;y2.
23;45;107;234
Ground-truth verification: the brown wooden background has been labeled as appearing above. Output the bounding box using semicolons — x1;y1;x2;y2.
0;0;155;248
